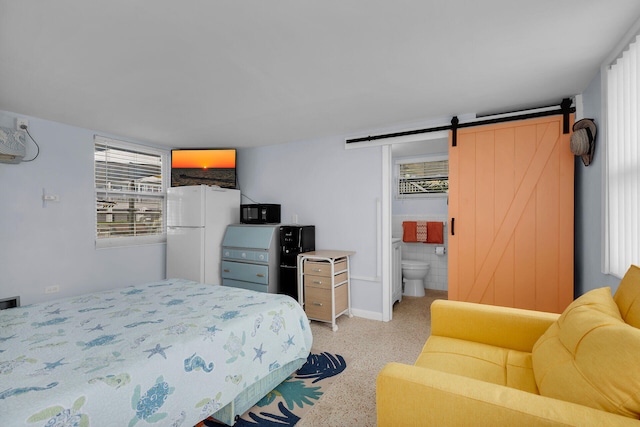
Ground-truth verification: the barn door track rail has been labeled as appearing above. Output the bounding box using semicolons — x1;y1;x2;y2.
345;98;575;147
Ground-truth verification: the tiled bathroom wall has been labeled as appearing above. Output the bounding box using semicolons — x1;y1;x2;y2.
392;215;448;291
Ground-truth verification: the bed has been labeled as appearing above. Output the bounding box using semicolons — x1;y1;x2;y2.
0;279;313;426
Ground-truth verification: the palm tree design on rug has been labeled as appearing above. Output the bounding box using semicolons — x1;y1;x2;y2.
202;352;347;427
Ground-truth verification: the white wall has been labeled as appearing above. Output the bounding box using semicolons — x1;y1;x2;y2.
0;108;386;317
238;137;383;316
0;110;166;305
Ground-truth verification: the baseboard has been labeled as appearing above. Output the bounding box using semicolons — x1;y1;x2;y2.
351;308;384;321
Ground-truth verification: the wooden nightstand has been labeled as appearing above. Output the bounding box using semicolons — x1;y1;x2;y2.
297;250;355;331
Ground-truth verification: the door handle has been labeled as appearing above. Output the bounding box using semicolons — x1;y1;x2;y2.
451;218;455;236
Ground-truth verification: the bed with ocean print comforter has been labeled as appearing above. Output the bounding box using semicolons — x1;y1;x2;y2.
0;279;312;426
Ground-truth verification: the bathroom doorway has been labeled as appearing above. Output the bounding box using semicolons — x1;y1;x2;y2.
382;133;450;321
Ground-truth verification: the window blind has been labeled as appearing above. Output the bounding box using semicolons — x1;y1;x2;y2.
397;159;449;195
606;35;640;277
94;136;167;247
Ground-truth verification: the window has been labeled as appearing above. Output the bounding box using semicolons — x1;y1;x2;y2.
605;34;640;277
94;136;168;248
395;155;448;197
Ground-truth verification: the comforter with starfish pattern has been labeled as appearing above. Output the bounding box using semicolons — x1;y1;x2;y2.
0;279;312;427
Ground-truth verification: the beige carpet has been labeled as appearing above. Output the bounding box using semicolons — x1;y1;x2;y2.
298;289;448;427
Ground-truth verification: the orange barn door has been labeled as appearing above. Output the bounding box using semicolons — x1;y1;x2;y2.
448;115;574;313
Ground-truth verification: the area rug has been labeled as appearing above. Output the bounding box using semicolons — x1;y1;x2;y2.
196;351;347;427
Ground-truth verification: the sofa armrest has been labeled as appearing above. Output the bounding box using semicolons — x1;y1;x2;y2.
376;363;639;427
430;299;559;352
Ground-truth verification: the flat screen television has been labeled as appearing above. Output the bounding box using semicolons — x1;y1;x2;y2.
171;148;237;189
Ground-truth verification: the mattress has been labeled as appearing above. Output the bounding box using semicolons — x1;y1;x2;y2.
0;279;312;426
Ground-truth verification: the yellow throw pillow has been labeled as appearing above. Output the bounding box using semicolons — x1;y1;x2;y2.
532;287;640;418
614;264;640;328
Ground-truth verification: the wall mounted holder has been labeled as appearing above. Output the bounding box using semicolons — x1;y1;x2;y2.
42;188;60;207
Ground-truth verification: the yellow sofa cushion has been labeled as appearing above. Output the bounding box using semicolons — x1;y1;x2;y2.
417;336;538;393
532;286;640;419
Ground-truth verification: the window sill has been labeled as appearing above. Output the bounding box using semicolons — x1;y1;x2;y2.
395;193;448;200
95;235;167;249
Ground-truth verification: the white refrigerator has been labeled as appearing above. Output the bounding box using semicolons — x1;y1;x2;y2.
166;185;241;284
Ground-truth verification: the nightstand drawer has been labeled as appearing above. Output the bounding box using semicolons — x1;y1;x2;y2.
304;283;348;321
303;258;347;276
303;271;347;289
304;286;332;320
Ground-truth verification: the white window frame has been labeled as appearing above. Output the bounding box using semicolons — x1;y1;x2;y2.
394;154;449;199
603;27;640;278
94;135;169;249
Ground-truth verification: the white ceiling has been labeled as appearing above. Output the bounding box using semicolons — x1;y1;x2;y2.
2;1;640;149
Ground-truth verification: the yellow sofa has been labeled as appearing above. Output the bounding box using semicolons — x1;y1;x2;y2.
377;265;640;426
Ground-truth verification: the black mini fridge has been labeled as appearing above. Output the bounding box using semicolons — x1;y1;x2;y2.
279;225;315;299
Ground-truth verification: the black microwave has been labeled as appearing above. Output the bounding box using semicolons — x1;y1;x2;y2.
240;204;281;224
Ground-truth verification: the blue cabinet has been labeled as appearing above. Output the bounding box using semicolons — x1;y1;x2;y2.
221;225;279;293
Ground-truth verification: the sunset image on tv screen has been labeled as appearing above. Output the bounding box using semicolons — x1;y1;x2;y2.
171;149;236;188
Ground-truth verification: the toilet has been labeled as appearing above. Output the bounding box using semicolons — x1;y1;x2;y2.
401;260;430;297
